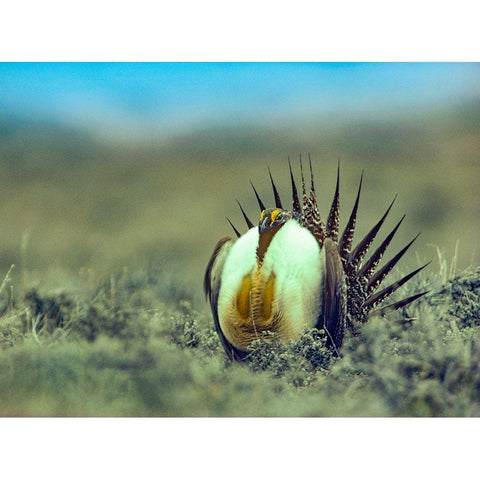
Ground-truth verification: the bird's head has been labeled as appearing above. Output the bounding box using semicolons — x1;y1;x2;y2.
258;208;292;234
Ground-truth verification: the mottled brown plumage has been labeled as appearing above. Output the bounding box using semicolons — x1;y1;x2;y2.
300;155;325;246
326;162;340;242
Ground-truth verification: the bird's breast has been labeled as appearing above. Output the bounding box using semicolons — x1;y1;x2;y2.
236;269;276;325
218;220;325;351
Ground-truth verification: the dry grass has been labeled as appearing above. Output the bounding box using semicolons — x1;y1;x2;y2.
0;255;478;416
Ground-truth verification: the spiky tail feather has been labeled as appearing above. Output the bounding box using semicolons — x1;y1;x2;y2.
319;161;428;327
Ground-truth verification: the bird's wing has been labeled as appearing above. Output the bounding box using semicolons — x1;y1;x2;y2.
321;237;347;352
204;237;248;361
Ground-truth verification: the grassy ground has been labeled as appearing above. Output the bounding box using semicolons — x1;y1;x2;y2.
0;256;479;416
0;102;479;416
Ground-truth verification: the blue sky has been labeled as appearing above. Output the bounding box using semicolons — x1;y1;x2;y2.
0;63;478;140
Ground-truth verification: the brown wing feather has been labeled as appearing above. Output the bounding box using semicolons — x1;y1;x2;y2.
321;237;347;352
204;237;248;361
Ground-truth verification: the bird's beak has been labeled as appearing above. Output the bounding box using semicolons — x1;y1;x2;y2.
259;216;270;234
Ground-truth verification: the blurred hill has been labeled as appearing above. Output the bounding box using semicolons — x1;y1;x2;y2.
2;101;479;164
0;114;103;166
0;101;478;295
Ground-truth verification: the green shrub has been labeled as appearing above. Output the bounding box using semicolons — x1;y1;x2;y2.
0;262;478;416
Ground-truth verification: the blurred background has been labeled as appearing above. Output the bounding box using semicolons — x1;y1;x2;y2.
0;63;478;295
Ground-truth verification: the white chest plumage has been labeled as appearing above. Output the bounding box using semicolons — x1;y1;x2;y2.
217;219;325;348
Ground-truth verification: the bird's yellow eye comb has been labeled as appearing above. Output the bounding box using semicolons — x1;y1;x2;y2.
270;209;281;223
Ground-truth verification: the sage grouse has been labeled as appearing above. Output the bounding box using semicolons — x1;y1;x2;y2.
204;158;429;361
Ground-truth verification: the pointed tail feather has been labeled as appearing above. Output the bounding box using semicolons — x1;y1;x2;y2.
302;155;325;246
338;171;363;261
349;195;397;269
300;155;311;216
268;168;283;209
250;181;266;211
236;200;254;229
308;154;315;195
358;214;406;283
371;291;430;315
326;161;340;242
366;233;422;296
288;157;302;216
308;154;318;206
226;217;241;238
300;154;307;197
364;262;430;310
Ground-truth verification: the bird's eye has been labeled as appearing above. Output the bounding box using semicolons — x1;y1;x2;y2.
260;210;265;220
